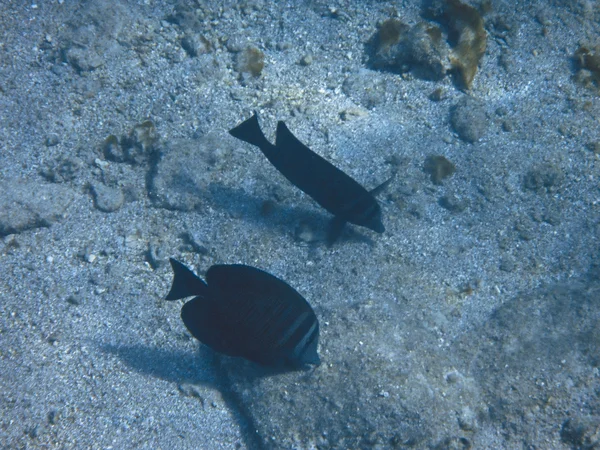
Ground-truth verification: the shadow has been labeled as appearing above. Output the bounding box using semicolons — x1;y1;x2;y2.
100;340;320;449
100;343;219;386
101;341;316;383
100;342;268;450
206;181;328;229
204;182;378;246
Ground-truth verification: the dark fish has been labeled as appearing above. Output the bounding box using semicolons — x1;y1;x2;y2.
229;113;392;243
165;258;320;368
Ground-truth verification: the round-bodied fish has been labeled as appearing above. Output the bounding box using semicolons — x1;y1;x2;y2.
165;258;320;369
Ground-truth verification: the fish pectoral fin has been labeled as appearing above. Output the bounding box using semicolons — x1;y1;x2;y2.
165;258;208;300
370;173;396;197
327;216;346;246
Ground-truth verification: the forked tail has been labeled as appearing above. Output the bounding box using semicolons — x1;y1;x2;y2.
228;112;272;149
165;258;208;300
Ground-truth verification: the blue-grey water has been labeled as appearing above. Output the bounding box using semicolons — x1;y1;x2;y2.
0;1;598;449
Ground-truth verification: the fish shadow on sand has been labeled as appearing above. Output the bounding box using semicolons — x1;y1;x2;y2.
101;342;312;450
100;343;219;386
205;182;377;245
100;341;311;384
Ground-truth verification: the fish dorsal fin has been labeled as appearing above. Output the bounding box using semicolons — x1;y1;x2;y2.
165;258;208;300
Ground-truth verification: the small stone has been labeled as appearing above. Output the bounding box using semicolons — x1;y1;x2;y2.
66;294;81;306
523;163;564;193
424;155;455;185
299;54;313;66
458;406;477;431
439;194;467;213
47;410;59;425
445;370;462;384
45;134;60;147
450;96;487;143
499;256;516;272
236;46;264;77
147;240;167;269
295;221;324;243
90;182;124;212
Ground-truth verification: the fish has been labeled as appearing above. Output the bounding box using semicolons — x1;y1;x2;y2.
165;258;320;368
229;113;392;244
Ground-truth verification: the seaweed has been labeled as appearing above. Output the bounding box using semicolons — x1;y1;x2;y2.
425;0;487;89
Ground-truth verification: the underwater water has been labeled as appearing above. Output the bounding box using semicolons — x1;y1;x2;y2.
0;1;598;449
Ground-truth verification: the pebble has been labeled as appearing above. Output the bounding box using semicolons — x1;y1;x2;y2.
91;182;124;213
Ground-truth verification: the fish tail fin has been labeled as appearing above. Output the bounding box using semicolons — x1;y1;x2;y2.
229;112;271;149
165;258;208;300
274;121;295;147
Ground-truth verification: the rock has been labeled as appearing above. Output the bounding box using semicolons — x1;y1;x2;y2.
0;179;75;237
342;70;388;109
424;155;456;185
523;163;564;193
235;46;264;77
90;182;124;212
439;194;467;213
450;96;487;143
370;19;451;81
149;134;232;211
65;47;104;72
181;33;211;57
560;416;600;448
40;156;84;183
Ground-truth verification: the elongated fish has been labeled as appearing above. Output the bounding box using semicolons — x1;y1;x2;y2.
165;258;320;368
229;113;391;243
